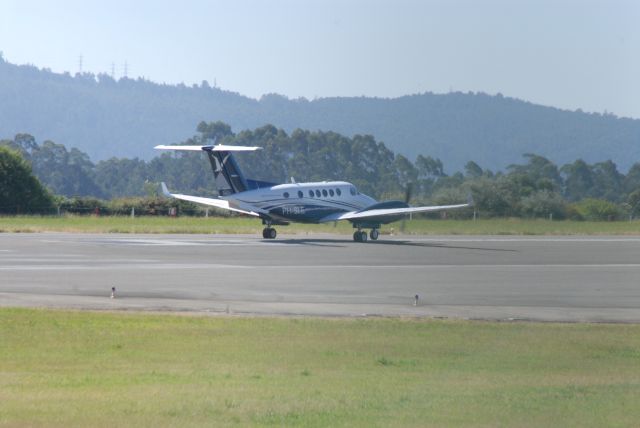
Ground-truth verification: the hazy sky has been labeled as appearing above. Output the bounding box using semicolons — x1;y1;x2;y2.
1;0;638;118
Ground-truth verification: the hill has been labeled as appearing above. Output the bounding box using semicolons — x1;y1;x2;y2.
1;56;638;172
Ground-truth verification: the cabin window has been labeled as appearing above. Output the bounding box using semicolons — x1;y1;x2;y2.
329;189;335;197
298;190;303;198
309;190;314;197
322;189;328;197
283;192;290;198
336;188;342;196
350;187;356;196
315;190;321;197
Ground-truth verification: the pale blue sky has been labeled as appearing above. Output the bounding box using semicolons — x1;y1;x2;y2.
1;0;638;118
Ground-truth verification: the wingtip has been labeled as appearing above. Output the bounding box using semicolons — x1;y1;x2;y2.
466;192;475;207
160;182;172;197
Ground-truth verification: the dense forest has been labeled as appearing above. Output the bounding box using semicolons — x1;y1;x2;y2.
2;122;639;220
1;55;639;173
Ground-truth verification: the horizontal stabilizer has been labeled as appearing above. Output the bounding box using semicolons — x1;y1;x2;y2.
154;144;261;152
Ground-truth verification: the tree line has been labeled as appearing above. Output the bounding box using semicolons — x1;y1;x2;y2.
1;121;639;220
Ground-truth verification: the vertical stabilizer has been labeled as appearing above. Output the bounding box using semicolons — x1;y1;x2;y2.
206;150;248;196
153;144;261;196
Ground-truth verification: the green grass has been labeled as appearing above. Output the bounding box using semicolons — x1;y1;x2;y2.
1;215;639;235
1;308;639;427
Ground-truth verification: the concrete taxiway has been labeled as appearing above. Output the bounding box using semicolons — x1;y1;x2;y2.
1;233;639;322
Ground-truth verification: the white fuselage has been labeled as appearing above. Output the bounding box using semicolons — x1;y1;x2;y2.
224;181;377;223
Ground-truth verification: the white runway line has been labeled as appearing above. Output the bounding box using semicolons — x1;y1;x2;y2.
2;263;640;271
406;237;640;243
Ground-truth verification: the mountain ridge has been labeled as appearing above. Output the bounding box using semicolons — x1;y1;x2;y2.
1;56;638;172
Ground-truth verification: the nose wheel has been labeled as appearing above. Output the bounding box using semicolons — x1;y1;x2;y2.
262;227;277;239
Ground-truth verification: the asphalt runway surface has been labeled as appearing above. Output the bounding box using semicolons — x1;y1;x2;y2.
1;233;640;322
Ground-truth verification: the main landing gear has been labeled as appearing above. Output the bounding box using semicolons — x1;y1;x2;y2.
262;227;277;239
353;230;367;242
352;228;379;242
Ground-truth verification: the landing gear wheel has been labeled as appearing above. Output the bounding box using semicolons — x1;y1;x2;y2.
353;231;361;242
360;231;368;242
262;227;276;239
370;229;379;241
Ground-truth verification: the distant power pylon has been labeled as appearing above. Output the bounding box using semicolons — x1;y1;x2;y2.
123;61;129;78
78;55;83;73
110;62;115;78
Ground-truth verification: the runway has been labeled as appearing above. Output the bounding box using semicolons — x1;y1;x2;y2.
1;233;640;322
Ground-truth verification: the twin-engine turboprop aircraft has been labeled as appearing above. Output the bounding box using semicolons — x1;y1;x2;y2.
155;144;471;242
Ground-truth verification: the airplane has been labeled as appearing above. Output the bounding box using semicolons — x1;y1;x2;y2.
155;143;471;242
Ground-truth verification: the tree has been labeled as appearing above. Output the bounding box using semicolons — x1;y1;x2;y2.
394;154;417;190
469;178;511;217
196;121;234;141
464;161;483;179
591;160;623;202
415;155;445;197
519;190;566;219
561;159;594;201
0;147;54;213
508;154;562;190
624;163;640;195
30;140;105;197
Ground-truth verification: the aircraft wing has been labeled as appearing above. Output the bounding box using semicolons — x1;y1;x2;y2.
160;183;261;217
319;203;471;223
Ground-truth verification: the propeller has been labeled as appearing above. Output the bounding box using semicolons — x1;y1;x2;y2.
400;182;414;232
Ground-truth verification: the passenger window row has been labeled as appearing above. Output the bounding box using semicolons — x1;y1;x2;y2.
283;187;356;199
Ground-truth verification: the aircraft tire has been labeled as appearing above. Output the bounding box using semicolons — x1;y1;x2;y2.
353;231;360;242
360;231;368;242
262;228;268;239
370;229;379;240
268;228;277;239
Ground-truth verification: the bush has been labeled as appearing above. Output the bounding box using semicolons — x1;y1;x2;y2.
519;190;567;219
107;197;212;216
572;198;621;221
60;197;108;215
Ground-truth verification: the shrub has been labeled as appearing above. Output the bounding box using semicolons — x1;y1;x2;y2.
519;190;567;219
572;198;621;221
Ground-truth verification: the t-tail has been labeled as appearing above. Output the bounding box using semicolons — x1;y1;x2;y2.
154;144;269;196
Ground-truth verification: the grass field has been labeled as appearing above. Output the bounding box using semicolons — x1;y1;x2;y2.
1;215;639;235
1;309;639;427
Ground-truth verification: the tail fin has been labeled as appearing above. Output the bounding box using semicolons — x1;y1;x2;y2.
154;144;261;196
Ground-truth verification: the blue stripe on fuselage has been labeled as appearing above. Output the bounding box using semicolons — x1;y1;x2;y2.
225;182;377;223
